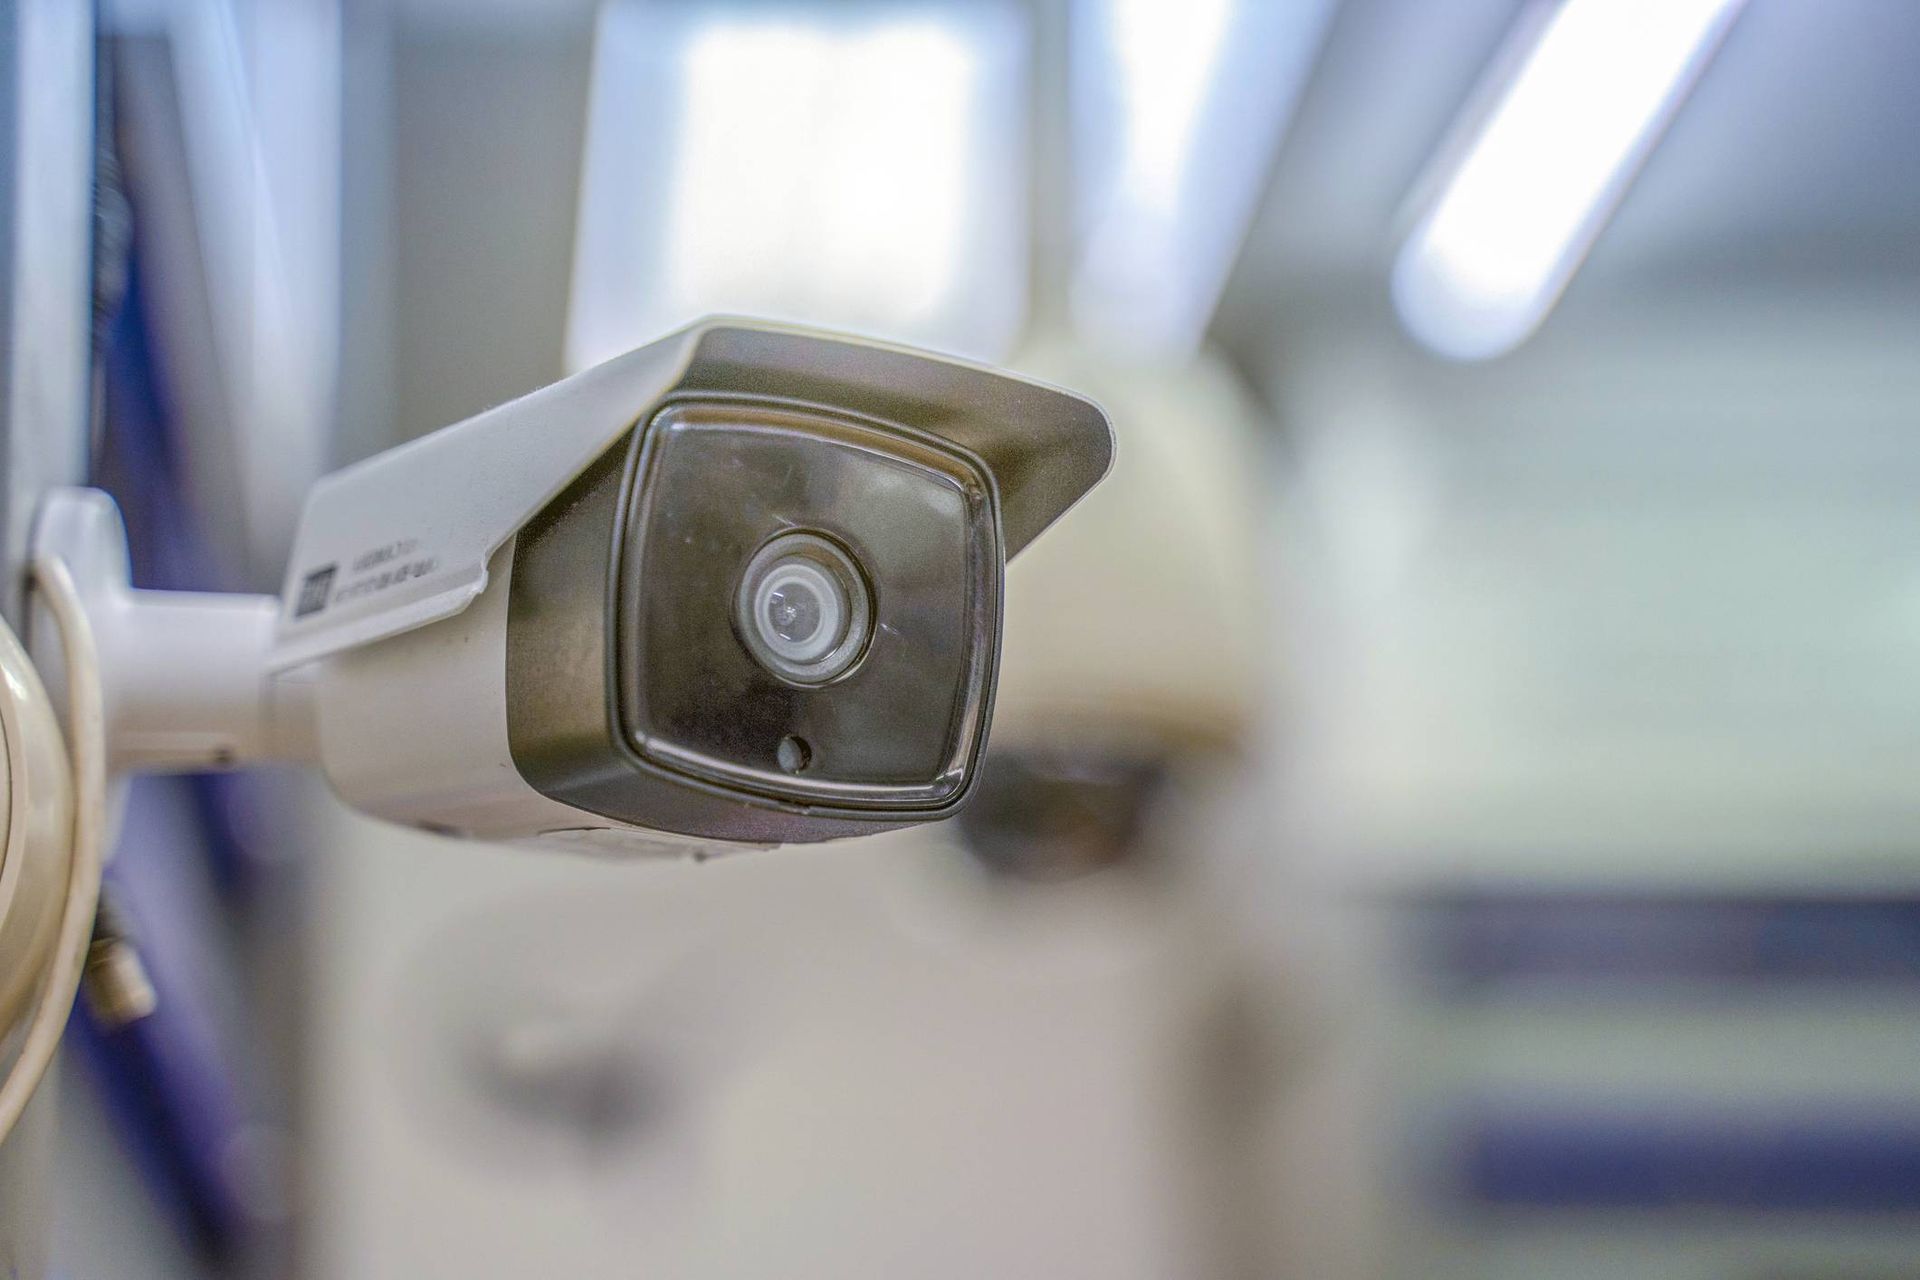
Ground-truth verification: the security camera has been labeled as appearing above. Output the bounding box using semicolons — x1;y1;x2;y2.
29;319;1112;856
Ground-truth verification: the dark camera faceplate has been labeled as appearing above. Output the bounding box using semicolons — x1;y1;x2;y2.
616;401;999;809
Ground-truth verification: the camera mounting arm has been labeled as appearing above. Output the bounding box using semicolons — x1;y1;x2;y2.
29;487;317;775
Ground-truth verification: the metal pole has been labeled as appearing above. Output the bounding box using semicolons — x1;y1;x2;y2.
0;0;96;1271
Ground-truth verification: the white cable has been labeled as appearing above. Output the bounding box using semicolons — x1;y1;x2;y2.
0;557;107;1142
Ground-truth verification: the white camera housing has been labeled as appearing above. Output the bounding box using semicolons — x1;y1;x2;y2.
30;319;1111;856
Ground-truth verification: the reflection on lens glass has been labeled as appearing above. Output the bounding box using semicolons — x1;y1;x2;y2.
766;582;822;645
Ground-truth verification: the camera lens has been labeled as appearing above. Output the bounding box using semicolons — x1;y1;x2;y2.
756;560;840;660
735;532;872;685
766;581;823;645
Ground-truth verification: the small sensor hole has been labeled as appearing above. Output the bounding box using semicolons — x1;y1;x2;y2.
776;735;812;774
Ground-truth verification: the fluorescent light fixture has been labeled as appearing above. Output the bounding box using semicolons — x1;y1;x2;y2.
664;21;970;333
1071;0;1336;355
1096;0;1236;221
569;2;1028;371
1392;0;1746;361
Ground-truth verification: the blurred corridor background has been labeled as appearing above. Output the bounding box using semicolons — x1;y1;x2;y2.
34;0;1920;1275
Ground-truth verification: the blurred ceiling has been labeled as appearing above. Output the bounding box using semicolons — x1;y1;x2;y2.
393;0;598;32
1205;0;1920;883
1220;0;1920;350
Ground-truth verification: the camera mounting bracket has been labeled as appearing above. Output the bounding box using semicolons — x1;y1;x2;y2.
29;487;313;776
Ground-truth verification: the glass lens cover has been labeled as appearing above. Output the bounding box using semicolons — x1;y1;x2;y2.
618;402;999;808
